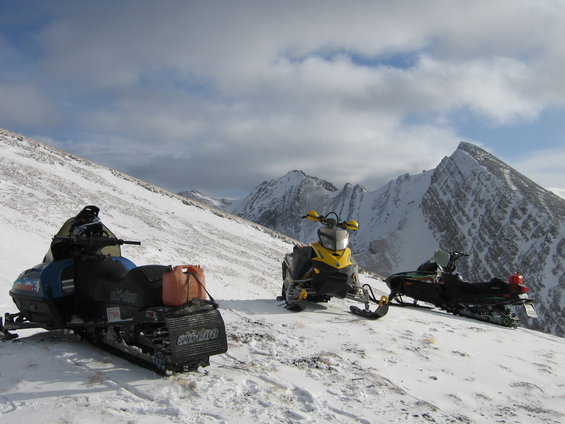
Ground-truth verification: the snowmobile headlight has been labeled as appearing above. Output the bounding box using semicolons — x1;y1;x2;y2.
319;233;333;250
335;235;349;251
318;228;349;251
320;234;348;251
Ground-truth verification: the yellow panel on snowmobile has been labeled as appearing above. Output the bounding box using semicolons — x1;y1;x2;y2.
311;242;353;269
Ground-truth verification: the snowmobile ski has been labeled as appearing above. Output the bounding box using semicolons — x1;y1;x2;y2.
349;285;390;319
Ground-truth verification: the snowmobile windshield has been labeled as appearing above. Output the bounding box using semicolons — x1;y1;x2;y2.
70;218;105;238
46;216;122;261
431;249;450;268
318;227;349;251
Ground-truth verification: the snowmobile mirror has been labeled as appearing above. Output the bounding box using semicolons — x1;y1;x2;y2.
304;210;321;221
345;220;359;231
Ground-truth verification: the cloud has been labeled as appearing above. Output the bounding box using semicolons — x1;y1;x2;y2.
507;147;565;198
2;0;565;197
0;83;57;128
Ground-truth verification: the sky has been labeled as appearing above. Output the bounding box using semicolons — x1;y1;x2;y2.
1;0;564;199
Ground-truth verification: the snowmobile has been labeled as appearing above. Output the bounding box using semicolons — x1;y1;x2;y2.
278;210;389;319
0;206;228;374
385;248;537;327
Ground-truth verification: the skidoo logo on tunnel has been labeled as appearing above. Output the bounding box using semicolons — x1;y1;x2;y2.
176;328;220;346
110;288;138;304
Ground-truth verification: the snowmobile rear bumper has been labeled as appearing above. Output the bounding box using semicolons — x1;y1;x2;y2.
166;308;227;365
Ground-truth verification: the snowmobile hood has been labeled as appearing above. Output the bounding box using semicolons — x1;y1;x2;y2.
311;242;354;270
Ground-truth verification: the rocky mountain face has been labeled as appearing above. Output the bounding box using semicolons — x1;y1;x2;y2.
421;143;565;335
207;142;565;336
230;170;342;242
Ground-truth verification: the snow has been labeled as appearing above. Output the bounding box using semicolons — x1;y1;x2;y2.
1;130;565;423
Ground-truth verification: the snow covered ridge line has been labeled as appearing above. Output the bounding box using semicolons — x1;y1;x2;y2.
0;128;296;246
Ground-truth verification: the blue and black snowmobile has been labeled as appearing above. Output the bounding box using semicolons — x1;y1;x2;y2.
1;206;228;374
385;248;537;327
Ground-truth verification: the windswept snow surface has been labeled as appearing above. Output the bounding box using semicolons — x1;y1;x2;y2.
1;130;564;423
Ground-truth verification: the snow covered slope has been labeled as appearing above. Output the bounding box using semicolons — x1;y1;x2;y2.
1;129;564;424
219;144;565;336
178;189;235;210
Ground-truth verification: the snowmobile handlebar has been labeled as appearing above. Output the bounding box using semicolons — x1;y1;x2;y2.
302;210;359;231
449;250;469;259
440;249;469;274
53;235;141;250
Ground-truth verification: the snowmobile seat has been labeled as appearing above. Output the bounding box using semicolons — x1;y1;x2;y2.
469;278;507;294
291;246;314;279
454;277;507;297
442;272;465;296
114;265;168;306
102;265;166;306
76;258;167;312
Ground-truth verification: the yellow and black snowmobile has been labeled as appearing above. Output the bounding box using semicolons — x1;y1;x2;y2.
278;210;389;319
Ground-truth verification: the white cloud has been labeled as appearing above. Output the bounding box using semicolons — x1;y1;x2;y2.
507;148;565;198
2;0;565;195
0;83;57;128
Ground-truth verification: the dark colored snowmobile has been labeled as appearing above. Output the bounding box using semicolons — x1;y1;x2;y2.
278;210;389;319
1;206;228;374
385;248;537;327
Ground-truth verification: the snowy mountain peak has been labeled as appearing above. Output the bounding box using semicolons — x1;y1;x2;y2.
457;139;489;156
282;169;339;192
455;141;565;212
228;169;342;238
